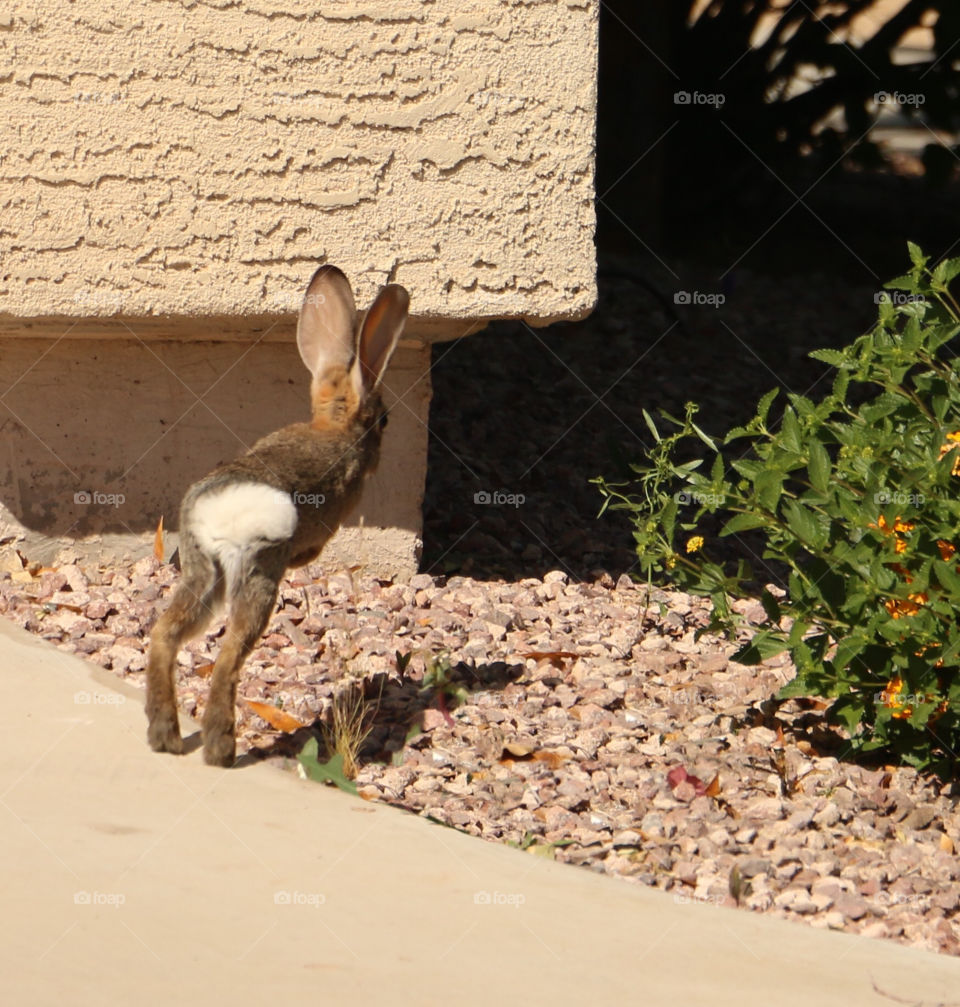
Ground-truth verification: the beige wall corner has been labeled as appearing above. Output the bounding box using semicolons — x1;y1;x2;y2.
0;1;598;325
0;1;598;577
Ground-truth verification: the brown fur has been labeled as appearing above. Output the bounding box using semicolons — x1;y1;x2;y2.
145;266;409;766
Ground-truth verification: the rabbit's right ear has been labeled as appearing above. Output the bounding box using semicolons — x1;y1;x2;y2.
296;265;357;378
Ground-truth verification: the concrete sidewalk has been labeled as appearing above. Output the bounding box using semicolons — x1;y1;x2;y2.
2;618;959;1005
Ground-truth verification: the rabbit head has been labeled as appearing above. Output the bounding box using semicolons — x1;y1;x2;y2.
297;265;409;439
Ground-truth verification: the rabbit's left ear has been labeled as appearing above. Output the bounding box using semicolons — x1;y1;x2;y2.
353;285;409;396
296;265;357;378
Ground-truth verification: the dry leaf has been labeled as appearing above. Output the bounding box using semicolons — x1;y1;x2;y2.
705;773;721;798
503;742;534;758
244;699;306;733
532;750;567;770
521;650;578;669
774;723;785;747
193;663;215;678
153;516;165;563
939;833;955;854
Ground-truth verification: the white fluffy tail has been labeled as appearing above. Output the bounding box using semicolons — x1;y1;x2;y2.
190;483;298;598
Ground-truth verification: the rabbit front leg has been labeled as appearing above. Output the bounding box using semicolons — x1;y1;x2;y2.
202;564;283;766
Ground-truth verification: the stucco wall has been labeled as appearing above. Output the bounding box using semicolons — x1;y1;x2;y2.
0;1;597;577
0;0;597;331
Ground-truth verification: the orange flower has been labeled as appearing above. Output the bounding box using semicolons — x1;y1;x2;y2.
881;676;913;719
938;432;960;476
885;592;928;618
871;515;914;555
938;540;956;561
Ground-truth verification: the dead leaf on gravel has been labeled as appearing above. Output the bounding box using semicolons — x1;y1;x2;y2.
500;744;568;770
193;662;215;678
153;516;164;563
522;650;578;669
667;765;708;798
939;833;954;853
705;773;721;798
842;836;885;851
503;742;534;758
244;700;306;733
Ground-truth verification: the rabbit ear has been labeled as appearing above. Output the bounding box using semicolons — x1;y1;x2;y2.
353;284;410;396
296;265;357;378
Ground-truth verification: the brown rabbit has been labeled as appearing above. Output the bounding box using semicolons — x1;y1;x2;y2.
145;265;409;766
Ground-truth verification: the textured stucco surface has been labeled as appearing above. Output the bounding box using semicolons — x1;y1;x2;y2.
0;0;598;329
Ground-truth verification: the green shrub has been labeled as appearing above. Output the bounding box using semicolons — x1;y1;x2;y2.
595;245;960;773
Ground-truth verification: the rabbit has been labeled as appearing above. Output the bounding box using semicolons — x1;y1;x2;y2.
145;264;409;766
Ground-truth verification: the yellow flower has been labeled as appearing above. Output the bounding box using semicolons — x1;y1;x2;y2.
686;536;704;554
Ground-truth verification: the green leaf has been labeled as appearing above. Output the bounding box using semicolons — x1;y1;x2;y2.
641;408;661;443
297;738;358;796
807;439;831;493
755;388;779;427
732;631;789;665
809;348;848;367
907;241;928;270
780;407;801;451
720;512;769;536
691;421;718;451
760;589;781;623
833;636;865;673
783;499;822;547
755;470;785;512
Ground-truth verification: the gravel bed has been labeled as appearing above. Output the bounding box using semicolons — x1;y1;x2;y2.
2;259;958;956
1;551;958;956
